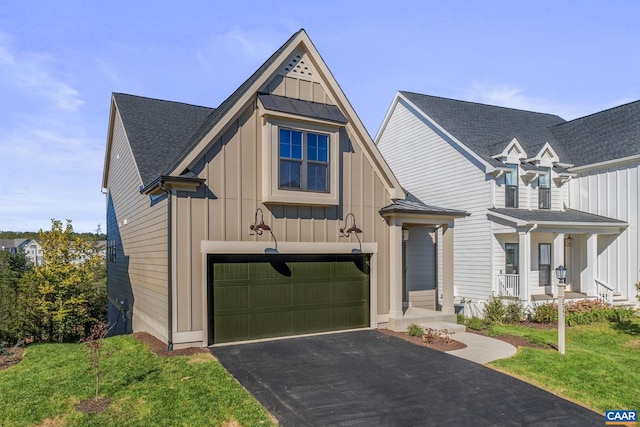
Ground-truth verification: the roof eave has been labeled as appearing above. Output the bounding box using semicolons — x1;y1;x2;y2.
140;175;206;196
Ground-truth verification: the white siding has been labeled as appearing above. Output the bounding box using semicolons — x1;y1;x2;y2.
377;99;493;301
569;162;639;298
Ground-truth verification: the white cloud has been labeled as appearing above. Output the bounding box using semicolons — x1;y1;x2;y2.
464;81;591;120
0;35;84;112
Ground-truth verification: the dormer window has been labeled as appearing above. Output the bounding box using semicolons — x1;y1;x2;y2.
505;163;518;208
279;128;329;192
538;167;551;209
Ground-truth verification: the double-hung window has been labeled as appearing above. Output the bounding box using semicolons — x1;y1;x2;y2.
505;163;518;208
538;167;551;209
279;128;329;192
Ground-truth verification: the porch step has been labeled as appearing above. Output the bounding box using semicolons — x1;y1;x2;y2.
612;295;638;308
388;307;457;332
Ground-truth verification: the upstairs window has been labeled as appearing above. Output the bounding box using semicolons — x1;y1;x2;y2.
279;128;329;192
505;163;518;208
538;167;551;209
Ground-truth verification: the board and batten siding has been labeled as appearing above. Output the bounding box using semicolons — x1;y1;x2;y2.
172;76;393;339
569;162;639;298
106;112;169;342
376;99;493;301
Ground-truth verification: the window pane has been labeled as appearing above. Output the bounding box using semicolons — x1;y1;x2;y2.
317;134;328;162
538;167;550;188
505;164;518;186
279;129;291;158
280;160;301;189
291;130;302;159
308;133;317;161
539;243;551;265
307;163;328;191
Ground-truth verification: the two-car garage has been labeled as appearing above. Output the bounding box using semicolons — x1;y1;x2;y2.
207;254;370;344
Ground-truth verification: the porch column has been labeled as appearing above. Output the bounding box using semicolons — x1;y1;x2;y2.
441;224;454;315
585;233;598;297
518;231;531;302
552;233;565;297
389;223;404;319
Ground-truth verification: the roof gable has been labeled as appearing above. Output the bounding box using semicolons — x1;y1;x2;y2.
103;94;214;188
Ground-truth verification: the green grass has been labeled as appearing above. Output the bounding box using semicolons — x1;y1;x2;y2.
0;336;274;426
488;318;640;413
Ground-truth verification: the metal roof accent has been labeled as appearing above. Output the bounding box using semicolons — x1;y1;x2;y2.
258;93;347;124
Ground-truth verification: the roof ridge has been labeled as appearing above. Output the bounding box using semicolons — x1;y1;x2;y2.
400;90;565;119
551;98;640;128
113;92;214;111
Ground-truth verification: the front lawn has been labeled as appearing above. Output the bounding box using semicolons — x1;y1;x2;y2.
0;336;274;426
487;318;640;413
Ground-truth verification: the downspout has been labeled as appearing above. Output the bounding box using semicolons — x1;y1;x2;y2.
159;181;173;351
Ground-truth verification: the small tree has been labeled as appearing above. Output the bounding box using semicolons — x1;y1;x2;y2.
82;322;109;400
30;219;104;342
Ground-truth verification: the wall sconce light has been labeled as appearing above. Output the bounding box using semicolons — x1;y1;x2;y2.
250;208;278;251
250;208;271;235
340;212;363;251
565;234;573;248
402;228;410;242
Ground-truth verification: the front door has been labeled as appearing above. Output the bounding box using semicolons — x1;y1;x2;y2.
539;243;552;294
505;243;519;274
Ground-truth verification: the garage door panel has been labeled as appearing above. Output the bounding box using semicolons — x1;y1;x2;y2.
216;263;249;280
253;283;293;308
254;312;293;337
295;281;333;305
214;315;250;342
333;305;369;328
293;308;332;333
332;280;369;303
213;286;249;310
296;262;331;278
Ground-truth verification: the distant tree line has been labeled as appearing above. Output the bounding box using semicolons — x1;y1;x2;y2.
0;220;106;345
0;228;106;241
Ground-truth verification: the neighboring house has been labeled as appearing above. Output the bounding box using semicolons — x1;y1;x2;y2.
0;239;29;255
102;30;466;349
376;91;638;314
22;239;44;266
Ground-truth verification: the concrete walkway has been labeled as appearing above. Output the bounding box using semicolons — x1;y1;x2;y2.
420;321;518;364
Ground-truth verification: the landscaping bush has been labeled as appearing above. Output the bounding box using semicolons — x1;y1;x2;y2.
407;323;423;337
483;294;506;322
465;316;491;331
531;302;558;323
504;300;525;324
532;299;636;325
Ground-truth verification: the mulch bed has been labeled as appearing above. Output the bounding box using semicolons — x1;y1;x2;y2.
379;329;467;351
75;397;112;414
0;347;24;371
132;332;210;357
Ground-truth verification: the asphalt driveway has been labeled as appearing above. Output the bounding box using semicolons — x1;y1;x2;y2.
210;330;601;426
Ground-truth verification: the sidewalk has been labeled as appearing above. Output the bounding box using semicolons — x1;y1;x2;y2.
420;321;517;364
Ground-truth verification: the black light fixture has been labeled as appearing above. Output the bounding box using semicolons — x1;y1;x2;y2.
340;212;363;251
565;234;573;248
555;265;567;284
250;207;278;251
340;212;363;237
250;208;271;235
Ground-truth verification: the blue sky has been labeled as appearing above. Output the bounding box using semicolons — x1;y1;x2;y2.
1;1;639;232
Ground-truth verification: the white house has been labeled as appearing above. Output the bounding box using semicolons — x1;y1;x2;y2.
376;92;638;314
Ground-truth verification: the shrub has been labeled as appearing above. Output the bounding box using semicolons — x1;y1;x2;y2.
483;294;506;323
407;323;423;337
504;300;525;324
531;302;558;323
465;316;490;331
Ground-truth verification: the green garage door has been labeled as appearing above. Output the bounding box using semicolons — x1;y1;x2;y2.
208;254;370;344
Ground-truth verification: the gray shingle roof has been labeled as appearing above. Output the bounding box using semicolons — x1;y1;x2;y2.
258;93;347;123
550;100;640;167
400;92;568;165
489;208;626;224
113;93;214;186
381;190;468;217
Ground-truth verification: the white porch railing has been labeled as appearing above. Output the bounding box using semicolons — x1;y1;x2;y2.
595;278;614;304
498;274;520;298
